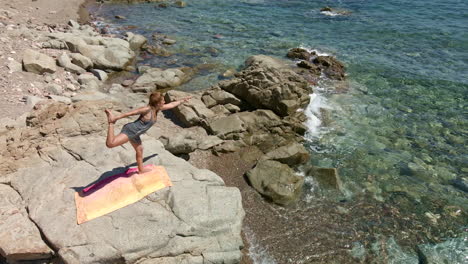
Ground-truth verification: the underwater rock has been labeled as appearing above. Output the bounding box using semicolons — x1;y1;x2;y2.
417;238;468;264
320;6;332;12
306;166;342;190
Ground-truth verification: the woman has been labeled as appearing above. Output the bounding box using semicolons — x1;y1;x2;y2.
104;92;192;173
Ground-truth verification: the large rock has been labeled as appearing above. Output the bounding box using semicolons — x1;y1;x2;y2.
260;142;310;166
311;56;346;80
22;49;57;74
126;32;148;51
207;115;246;138
48;32;135;70
1;101;244;264
0;184;53;261
133;67;192;90
165;90;215;126
246;160;304;205
218;55;311;117
69;53;93;69
57;52;86;74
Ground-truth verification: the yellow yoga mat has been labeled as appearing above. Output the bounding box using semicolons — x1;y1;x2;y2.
75;165;172;224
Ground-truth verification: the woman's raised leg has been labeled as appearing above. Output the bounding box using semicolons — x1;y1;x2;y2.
105;109;129;148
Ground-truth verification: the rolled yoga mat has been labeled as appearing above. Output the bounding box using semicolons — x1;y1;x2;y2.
75;164;172;224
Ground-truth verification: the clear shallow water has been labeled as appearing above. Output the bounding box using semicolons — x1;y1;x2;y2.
95;0;467;262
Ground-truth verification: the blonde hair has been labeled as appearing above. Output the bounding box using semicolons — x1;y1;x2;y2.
149;92;164;111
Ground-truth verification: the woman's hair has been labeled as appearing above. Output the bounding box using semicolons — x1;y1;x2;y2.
149;92;164;111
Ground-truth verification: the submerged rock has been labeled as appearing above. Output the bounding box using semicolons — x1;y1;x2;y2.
306;166;342;190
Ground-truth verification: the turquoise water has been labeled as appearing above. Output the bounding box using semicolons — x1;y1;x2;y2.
95;0;467;262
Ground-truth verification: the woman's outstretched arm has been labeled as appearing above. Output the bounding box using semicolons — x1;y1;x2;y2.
161;96;192;111
111;106;150;123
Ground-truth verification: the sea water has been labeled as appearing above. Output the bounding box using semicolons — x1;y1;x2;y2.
95;0;467;262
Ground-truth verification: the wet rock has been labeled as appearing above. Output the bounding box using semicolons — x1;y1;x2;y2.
0;184;53;261
162;38;176;45
175;1;187;7
311;56;346;80
451;177;468;192
115;15;126;19
247;160;304;205
219;55;311;117
22;49;57;74
143;44;172;57
320;6;332;12
417;238;467;264
287;47;313;61
57;52;86;74
221;68;236;78
306;166;342;190
260;142;310;166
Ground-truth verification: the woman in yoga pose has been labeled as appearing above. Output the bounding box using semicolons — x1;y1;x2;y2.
104;92;192;173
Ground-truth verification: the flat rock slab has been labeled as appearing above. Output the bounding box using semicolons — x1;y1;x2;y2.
0;184;53;261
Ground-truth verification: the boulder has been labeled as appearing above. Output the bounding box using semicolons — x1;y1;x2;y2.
247;160;304;205
311;56;346;80
202;88;242;106
90;69;108;81
287;48;313;61
68;19;80;29
162;38;177;45
260;142;310;166
219;55;311;117
133;67;192;90
69;53;93;69
207;115;246;138
160;133;198;155
126;32;147;51
0;184;53;261
175;1;186;7
165;90;215;127
57;52;86;74
22;49;57;74
77;73;100;89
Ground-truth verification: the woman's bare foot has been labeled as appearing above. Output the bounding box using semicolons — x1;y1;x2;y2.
138;167;152;174
104;109;116;124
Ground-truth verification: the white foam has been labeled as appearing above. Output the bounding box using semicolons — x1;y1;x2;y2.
244;228;277;264
320;11;340;17
298;45;331;57
304;92;332;139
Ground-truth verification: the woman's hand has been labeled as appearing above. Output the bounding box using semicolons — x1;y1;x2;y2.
181;96;192;103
